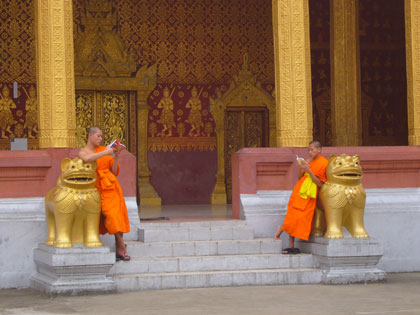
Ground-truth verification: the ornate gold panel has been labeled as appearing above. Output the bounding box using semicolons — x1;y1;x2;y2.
75;90;136;153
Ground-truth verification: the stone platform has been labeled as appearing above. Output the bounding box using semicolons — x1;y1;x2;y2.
299;236;386;284
30;244;116;296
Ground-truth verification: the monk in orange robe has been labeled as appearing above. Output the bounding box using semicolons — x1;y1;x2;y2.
79;126;131;261
274;141;328;254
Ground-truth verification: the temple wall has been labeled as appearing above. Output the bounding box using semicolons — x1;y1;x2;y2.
0;0;412;204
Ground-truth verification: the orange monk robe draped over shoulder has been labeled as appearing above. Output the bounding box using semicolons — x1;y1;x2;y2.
281;156;328;241
94;146;130;235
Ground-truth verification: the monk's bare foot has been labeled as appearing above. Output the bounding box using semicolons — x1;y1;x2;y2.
274;226;283;240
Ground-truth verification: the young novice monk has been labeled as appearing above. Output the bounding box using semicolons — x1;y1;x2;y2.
274;141;328;254
79;126;131;261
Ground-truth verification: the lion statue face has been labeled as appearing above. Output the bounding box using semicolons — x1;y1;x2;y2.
59;157;97;189
326;154;363;186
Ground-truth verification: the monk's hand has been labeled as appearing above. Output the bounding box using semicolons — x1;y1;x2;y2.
114;149;121;159
300;160;311;172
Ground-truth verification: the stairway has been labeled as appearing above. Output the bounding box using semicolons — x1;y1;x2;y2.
110;220;322;291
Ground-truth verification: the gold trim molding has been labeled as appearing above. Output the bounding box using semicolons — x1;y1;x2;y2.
330;0;362;146
405;0;420;145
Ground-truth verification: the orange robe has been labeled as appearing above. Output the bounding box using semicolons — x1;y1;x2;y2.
281;156;328;241
95;146;130;235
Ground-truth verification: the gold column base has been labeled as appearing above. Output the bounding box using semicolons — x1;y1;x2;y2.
211;178;227;205
409;133;420;146
139;181;162;206
278;130;312;147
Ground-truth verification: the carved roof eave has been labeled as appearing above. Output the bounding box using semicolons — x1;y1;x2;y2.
221;80;275;109
75;63;157;92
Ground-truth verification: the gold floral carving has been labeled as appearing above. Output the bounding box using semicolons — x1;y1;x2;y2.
75;91;94;148
330;0;362;146
35;0;76;148
0;0;36;83
272;0;313;147
209;54;275;204
405;0;420;145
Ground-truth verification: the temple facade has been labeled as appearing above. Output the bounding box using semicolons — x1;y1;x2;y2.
0;0;419;205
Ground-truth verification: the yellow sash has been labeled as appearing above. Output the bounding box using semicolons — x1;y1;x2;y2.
299;173;317;199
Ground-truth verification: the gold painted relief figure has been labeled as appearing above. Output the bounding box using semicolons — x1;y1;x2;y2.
0;86;16;138
186;86;204;136
23;86;38;139
75;94;94;148
110;117;124;142
157;87;176;136
102;94;127;145
76;124;87;148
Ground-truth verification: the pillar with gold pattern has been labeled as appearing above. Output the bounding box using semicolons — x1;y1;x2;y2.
405;0;420;145
35;0;76;148
330;0;362;146
137;93;162;207
272;0;313;147
209;90;227;205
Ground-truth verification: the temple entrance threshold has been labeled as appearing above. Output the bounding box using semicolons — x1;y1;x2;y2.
139;204;233;222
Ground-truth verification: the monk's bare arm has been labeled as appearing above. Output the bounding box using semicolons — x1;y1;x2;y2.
110;151;121;176
79;147;114;163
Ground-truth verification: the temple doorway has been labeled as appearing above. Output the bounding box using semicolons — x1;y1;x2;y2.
224;107;268;203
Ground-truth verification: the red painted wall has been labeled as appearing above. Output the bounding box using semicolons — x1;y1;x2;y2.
0;148;137;198
148;150;217;204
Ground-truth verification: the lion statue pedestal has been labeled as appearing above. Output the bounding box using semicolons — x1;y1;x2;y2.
31;158;116;296
300;154;386;284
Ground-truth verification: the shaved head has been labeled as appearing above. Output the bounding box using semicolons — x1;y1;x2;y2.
88;126;101;135
309;140;322;149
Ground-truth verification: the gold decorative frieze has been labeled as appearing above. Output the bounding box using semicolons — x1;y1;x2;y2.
148;137;216;153
74;0;136;78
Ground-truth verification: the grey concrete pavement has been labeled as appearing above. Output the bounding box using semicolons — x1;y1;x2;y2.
1;273;420;315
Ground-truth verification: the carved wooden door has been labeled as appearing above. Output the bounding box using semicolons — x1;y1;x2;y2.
75;90;137;153
224;108;268;203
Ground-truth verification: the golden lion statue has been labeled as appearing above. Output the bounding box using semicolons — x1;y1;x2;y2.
312;154;369;239
45;157;103;248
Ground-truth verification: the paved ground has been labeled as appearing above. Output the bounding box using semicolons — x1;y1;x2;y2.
1;273;420;315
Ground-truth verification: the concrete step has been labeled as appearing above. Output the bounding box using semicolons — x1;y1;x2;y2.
113;268;323;291
125;238;282;258
110;253;315;275
138;220;247;229
138;224;254;243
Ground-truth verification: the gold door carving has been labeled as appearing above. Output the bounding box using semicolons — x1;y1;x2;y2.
75;91;135;153
224;109;266;203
